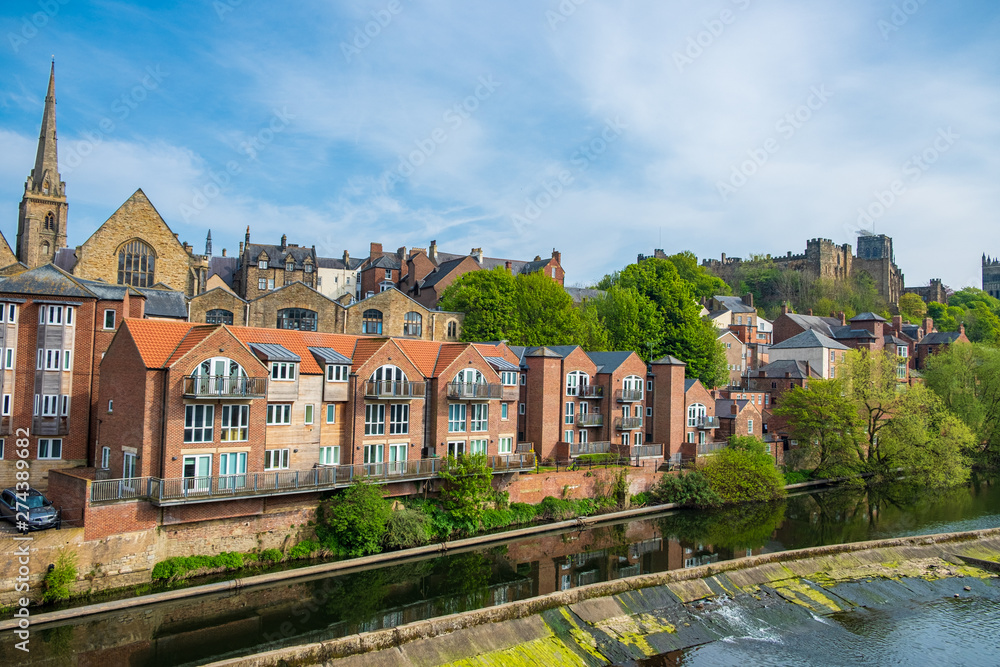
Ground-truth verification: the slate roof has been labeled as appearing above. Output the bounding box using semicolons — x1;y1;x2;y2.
884;334;909;346
136;287;188;319
713;295;756;314
652;355;686;366
316;256;364;270
53;248;78;273
565;287;604;303
715;398;750;418
918;331;964;346
247;243;315;270
308;346;353;365
783;313;843;338
0;264;95;298
753;360;821;379
586;351;635;374
684;379;697;392
831;327;877;341
770;329;848;351
365;255;402;271
248;342;301;362
418;257;467;289
850;312;887;322
208;256;237;286
900;324;922;340
484;356;519;371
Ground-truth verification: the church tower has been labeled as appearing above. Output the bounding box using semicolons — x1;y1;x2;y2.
17;61;68;268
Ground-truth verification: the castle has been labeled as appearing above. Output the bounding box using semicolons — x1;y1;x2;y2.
701;234;905;305
984;255;1000;299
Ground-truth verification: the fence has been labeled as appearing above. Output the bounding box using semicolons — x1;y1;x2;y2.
90;454;537;504
568;441;612;456
446;382;503;399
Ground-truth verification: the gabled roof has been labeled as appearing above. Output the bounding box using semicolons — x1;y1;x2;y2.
249;343;301;362
308;346;352;365
247;243;314;269
715;398;750;418
566;287;604;303
484;356;519;371
831;327;877;341
122;319;198;368
229;327;361;375
364;255;402;271
208;256;237;286
250;279;342;307
53;248;78;273
418;257;468;289
850;312;887;322
0;264;96;299
753;359;821;379
525;346;564;358
586;351;635;374
164;325;219;366
394;339;442;377
918;331;964;346
316;256;364;270
136;287;188;319
684;378;697;393
783;313;842;338
769;329;848;351
713;295;756;314
884;334;909;346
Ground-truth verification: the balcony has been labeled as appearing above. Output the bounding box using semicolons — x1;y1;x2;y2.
697;441;727;456
695;416;720;429
89;453;537;506
447;382;502;400
576;414;604;427
183;375;267;399
629;444;664;459
579;385;604;399
614;416;644;430
569;441;611;457
516;442;535;453
615;389;644;403
364;380;427;399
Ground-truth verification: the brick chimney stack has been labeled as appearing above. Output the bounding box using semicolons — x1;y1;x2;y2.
471;247;483;264
343;249;350;265
892;315;903;335
781;303;789;315
505;260;512;271
807;309;813;316
370;242;382;259
742;293;754;308
923;317;934;334
429;240;438;264
838;312;847;326
280;234;287;251
552;249;561;264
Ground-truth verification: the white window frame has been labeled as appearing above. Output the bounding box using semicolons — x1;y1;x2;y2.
564;429;574;443
258;278;268;290
748;419;754;435
221;404;249;441
41;394;59;417
3;348;11;369
498;437;513;455
326;404;336;424
63;349;72;371
501;371;518;386
646;407;653;417
470;439;487;455
7;304;16;323
448;403;467;433
320;445;340;466
470;403;488;432
389;403;409;435
270;362;296;381
365;403;386;435
501;403;509;420
304;404;314;425
103;309;116;330
37;438;62;460
101;446;110;469
44;349;61;371
60;395;69;417
184;404;215;443
47;305;63;325
564;402;575;425
264;449;290;470
1;394;10;416
266;403;292;425
326;364;349;382
519;403;525;415
258;259;268;270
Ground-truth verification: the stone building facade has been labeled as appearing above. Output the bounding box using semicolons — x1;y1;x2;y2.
984;255;1000;299
903;279;948;304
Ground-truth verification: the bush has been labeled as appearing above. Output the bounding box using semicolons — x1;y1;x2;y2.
383;508;432;550
438;454;494;527
42;549;78;603
630;491;650;507
509;502;538;525
702;437;787;504
783;470;813;485
288;540;321;560
315;480;392;557
259;548;284;563
480;508;514;532
650;470;722;508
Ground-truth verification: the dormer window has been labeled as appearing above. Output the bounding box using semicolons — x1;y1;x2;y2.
258;257;268;269
304;264;314;273
270;362;296;381
326;364;349;382
286;261;294;271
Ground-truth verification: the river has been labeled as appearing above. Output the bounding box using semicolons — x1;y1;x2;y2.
7;475;999;666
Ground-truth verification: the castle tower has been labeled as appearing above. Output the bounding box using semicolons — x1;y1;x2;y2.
984;255;1000;299
17;61;68;268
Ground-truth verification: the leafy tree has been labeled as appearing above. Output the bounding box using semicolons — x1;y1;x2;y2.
604;257;728;386
585;285;662;358
924;342;1000;467
649;470;721;507
513;270;604;348
662;251;730;300
316;481;392;557
42;548;78;603
773;379;861;476
701;436;786;504
964;302;1000;344
438;454;494;531
927;301;957;331
439;267;520;343
898;293;928;323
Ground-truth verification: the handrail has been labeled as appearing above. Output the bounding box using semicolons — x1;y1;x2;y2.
182;375;267;398
446;382;502;399
579;385;604;398
576;414;604;427
614;416;644;430
89;454;537;504
615;389;644;402
568;441;611;456
363;380;427;398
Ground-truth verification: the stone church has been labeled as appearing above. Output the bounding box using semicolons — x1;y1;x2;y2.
9;63;209;296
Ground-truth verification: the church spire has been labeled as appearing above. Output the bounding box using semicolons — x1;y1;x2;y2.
206;229;213;257
29;59;61;197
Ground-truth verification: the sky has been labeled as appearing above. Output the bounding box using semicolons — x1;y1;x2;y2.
0;0;998;290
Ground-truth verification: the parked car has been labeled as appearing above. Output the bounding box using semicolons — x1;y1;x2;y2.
0;487;60;531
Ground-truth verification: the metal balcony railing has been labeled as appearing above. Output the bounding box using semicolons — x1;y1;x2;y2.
89;454;537;505
363;380;427;398
576;414;604;427
615;389;644;403
697;441;727;456
579;385;604;398
446;382;502;399
614;416;644;430
183;375;267;398
516;442;535;453
695;416;720;429
569;441;611;456
630;444;663;459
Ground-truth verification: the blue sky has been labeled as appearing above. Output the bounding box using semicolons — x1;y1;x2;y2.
1;0;998;290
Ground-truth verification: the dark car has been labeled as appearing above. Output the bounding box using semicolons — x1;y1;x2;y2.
0;488;60;532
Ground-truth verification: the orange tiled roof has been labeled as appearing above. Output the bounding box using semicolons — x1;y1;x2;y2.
350;337;392;371
123;319;198;368
433;343;472;377
164;325;221;366
228;327;358;375
395;339;443;377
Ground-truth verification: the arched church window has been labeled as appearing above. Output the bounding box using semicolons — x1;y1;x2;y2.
44;212;55;231
277;308;317;331
206;309;234;325
118;239;156;288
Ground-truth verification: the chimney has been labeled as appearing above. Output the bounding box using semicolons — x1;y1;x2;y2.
280;234;287;251
742;293;754;308
730;403;738;415
429;240;438;263
804;361;811;377
245;226;251;246
781;303;789;315
239;241;244;256
397;246;406;258
471;247;483;264
505;260;512;271
758;371;765;378
343;249;350;265
923;317;934;334
960;323;966;336
892;315;903;335
784;372;791;378
807;309;813;316
552;249;561;264
222;248;227;257
370;242;383;258
838;311;847;326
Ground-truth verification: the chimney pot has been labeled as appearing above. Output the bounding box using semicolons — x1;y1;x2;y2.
222;248;227;257
808;309;813;316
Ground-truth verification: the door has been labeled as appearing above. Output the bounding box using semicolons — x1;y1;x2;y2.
219;452;247;489
388;444;407;475
448;441;465;458
123;452;137;491
183;454;212;492
364;444;384;475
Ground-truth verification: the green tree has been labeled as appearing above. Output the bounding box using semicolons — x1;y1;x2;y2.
604;257;728;386
513;270;599;347
315;481;392;557
663;251;730;300
898;293;928;323
701;436;786;504
927;302;957;331
439;267;520;343
773;379;862;475
585;285;662;358
438;454;494;531
924;342;1000;467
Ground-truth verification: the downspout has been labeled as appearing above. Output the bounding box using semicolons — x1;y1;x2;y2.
86;297;98;467
159;369;168;479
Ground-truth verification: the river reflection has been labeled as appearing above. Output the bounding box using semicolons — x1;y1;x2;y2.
10;476;999;666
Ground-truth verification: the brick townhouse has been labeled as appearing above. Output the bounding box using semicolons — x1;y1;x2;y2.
0;264;186;490
96;321;534;483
